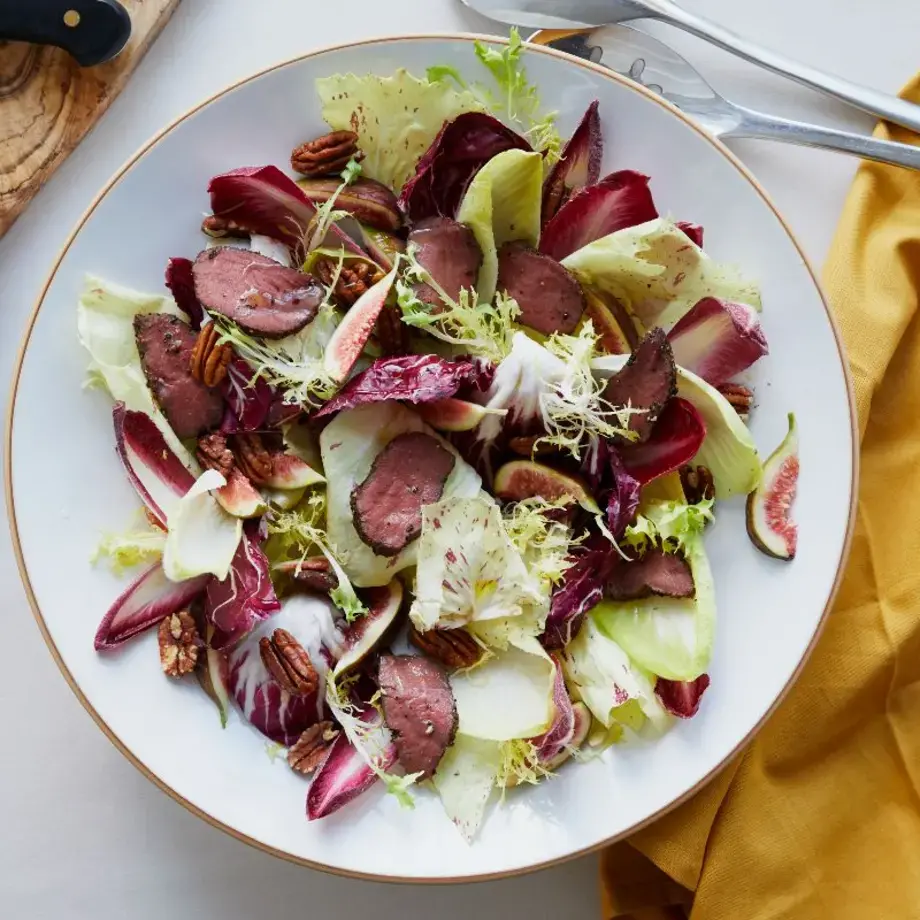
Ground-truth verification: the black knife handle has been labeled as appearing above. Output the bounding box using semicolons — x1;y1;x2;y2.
0;0;132;66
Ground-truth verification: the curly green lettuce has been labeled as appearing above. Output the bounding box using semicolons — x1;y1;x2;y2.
91;522;166;573
428;29;563;165
267;493;366;622
213;300;341;411
396;247;520;364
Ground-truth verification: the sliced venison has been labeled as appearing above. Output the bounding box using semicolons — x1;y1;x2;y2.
606;549;694;601
496;241;586;335
134;314;224;439
350;432;455;557
407;217;482;309
602;327;677;442
378;654;458;778
192;247;324;338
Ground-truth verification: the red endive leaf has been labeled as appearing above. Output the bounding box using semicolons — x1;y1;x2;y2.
542;100;602;223
164;257;205;330
398;112;531;221
113;404;196;527
677;221;704;248
532;654;576;762
618;397;706;485
208;166;364;258
539;170;658;261
655;674;711;718
307;704;397;819
94;563;209;651
667;297;768;387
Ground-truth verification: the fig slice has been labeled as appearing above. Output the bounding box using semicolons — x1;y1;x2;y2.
332;579;404;678
322;264;398;384
415;398;506;433
493;460;599;512
746;412;798;560
583;287;639;355
214;468;268;519
261;451;325;491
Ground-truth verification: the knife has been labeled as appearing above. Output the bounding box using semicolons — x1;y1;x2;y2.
0;0;132;66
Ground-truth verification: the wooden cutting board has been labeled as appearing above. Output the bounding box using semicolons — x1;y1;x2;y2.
0;0;180;238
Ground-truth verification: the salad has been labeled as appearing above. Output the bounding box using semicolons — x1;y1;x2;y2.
80;32;799;841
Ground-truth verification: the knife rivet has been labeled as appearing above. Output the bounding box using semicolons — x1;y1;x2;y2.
63;9;81;28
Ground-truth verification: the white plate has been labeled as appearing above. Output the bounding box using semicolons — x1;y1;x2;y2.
6;35;856;881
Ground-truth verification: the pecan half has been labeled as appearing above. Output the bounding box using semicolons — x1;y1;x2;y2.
314;257;385;307
408;625;483;670
197;432;235;478
717;383;754;421
259;628;318;696
680;464;715;504
292;130;362;177
201;214;250;239
288;721;340;775
189;322;233;387
291;557;339;594
508;435;555;458
233;432;273;484
158;612;200;677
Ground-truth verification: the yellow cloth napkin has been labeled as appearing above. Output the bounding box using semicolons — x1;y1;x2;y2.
602;76;920;919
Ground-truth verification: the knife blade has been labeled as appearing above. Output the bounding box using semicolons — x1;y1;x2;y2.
0;0;132;67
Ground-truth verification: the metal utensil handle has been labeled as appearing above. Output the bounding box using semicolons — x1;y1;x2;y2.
641;0;920;134
725;106;920;171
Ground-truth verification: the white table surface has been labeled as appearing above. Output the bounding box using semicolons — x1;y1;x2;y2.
1;0;917;916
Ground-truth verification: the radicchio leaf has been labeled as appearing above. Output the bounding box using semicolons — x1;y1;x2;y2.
94;562;209;650
219;359;273;432
655;674;711;718
542;534;616;650
539;170;658;262
225;594;343;743
398;112;531;221
113;403;196;527
208;166;364;259
542;100;602;223
580;437;641;536
314;355;492;419
618;397;706;485
677;221;704;248
531;655;576;761
206;523;280;649
306;702;397;819
667;297;768;387
164;257;206;329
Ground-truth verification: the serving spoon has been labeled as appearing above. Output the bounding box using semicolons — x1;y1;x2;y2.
461;0;920;135
537;26;920;171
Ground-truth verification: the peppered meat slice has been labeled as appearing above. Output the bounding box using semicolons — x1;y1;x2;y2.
496;241;586;335
378;654;458;778
407;217;482;310
134;314;224;439
350;432;455;557
606;549;695;601
603;328;677;443
192;247;324;338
